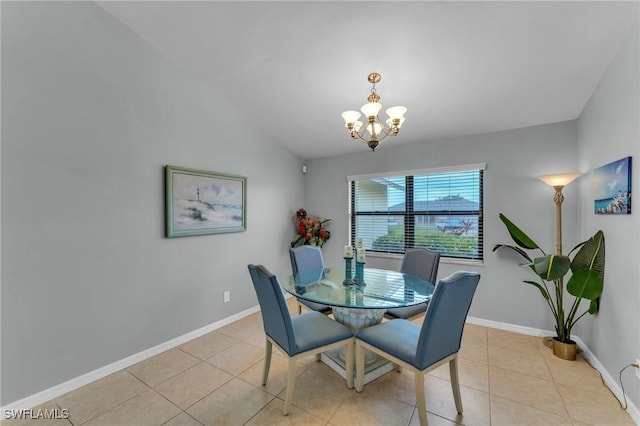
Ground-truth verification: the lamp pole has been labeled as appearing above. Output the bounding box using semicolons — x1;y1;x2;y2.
552;185;565;255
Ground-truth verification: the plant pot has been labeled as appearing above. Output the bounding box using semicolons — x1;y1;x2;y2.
552;337;577;361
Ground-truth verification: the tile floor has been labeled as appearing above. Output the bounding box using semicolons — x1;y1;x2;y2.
7;299;635;425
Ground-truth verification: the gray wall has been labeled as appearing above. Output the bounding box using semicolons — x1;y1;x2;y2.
576;21;640;407
304;120;580;331
1;2;302;404
2;0;638;411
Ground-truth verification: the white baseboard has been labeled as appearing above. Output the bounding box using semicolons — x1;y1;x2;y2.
1;305;261;413
4;310;639;426
467;316;640;424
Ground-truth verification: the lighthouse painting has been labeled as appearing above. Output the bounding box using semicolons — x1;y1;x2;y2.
165;165;247;237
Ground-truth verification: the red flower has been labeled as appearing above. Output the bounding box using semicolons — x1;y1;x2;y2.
291;208;332;248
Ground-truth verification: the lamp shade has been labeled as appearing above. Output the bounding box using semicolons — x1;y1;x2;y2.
361;102;382;118
386;106;407;120
537;172;583;188
342;110;361;124
366;122;383;137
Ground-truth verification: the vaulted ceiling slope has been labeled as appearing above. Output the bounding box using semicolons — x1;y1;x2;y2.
97;1;639;159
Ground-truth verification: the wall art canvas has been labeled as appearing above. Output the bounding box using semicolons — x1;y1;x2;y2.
165;165;247;237
593;156;631;215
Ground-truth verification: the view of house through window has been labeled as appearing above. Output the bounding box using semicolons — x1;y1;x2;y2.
349;164;485;261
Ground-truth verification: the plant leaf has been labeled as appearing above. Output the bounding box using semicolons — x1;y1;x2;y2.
571;230;605;279
533;255;570;281
498;213;540;250
492;244;533;263
523;280;550;300
567;269;603;300
588;299;599;314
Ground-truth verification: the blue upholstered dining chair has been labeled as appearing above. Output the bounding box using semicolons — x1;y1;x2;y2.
289;246;332;315
247;264;354;416
355;271;480;426
384;248;441;320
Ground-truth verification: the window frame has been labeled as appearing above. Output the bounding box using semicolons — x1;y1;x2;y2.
348;164;485;263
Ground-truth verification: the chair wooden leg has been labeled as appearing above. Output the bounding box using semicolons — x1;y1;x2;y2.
345;340;354;389
355;341;364;392
449;357;463;414
262;339;272;385
415;372;428;426
283;358;297;415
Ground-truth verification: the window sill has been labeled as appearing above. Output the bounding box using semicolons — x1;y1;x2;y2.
365;251;484;266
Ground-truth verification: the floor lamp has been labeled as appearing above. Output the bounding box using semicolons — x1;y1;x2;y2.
537;172;583;255
537;172;583;360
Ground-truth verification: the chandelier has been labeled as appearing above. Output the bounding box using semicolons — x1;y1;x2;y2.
341;72;407;152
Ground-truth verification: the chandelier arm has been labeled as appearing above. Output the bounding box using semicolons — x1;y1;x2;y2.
352;121;393;145
375;119;393;139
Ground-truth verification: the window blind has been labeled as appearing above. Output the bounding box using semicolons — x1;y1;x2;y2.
348;164;485;261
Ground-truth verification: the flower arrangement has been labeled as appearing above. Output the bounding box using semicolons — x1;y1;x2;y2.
291;208;332;248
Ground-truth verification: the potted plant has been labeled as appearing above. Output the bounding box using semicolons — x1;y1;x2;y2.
493;213;605;360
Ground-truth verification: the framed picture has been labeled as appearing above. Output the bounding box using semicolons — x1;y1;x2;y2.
165;165;247;237
593;156;631;215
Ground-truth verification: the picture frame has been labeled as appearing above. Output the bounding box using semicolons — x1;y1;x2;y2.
165;165;247;237
593;156;632;215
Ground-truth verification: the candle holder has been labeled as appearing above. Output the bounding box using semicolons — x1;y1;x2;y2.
354;261;366;287
343;257;355;286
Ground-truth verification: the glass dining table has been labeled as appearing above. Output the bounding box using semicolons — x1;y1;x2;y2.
284;266;435;385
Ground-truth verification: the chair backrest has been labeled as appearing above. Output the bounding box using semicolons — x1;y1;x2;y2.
415;271;480;369
247;264;296;355
401;248;440;283
289;246;325;275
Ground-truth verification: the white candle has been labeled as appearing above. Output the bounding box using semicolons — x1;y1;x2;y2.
344;246;353;258
355;238;363;249
356;248;366;263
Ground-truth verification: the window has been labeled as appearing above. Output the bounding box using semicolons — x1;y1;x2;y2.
349;164;484;261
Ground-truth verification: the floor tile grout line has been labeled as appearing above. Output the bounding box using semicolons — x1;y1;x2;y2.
239;393;278;426
177;333;243;361
486;326;494;426
68;370;155;426
43;321;633;426
159;366;235;415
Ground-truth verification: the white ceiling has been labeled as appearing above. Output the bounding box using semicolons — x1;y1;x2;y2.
97;1;639;159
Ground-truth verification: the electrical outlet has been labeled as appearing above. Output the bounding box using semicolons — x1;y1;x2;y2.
223;291;231;303
636;359;640;379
